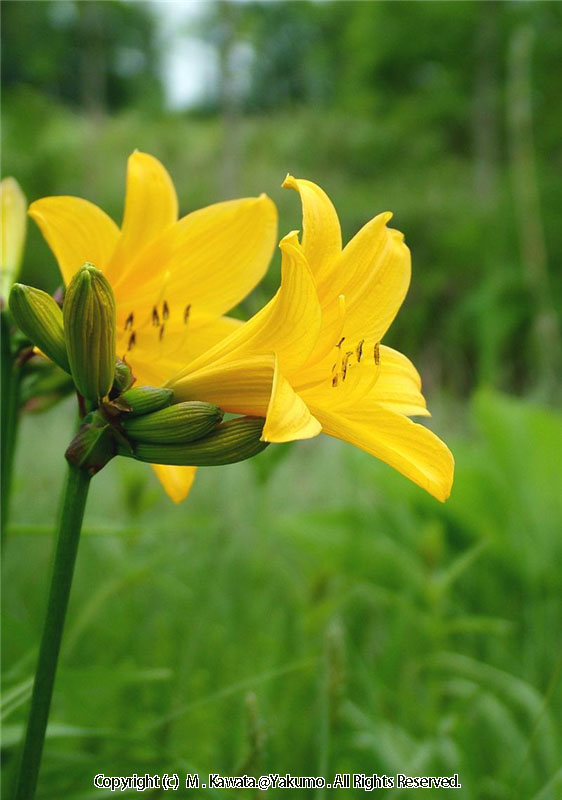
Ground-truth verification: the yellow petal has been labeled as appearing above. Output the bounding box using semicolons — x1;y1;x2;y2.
282;175;341;282
112;194;278;316
174;231;322;380
284;178;410;349
299;351;377;410
336;215;411;344
169;355;277;417
262;360;321;442
169;354;321;442
105;151;178;284
369;345;430;417
151;464;197;503
294;291;346;375
116;311;242;386
316;403;454;502
1;177;27;298
28;196;120;284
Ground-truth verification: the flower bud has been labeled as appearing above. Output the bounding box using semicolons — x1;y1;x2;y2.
9;284;70;372
119;385;174;416
1;177;27;302
123;401;223;444
63;263;116;402
65;410;116;475
112;358;133;394
118;416;268;466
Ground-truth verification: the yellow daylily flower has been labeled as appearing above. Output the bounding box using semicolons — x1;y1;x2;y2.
29;151;278;501
169;177;454;502
1;176;27;302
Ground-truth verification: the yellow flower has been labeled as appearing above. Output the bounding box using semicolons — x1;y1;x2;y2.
29;151;278;501
1;176;27;302
168;177;454;502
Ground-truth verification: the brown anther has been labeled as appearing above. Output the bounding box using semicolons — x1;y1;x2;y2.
127;331;136;350
152;306;160;326
374;342;380;365
162;300;169;321
159;324;165;341
183;303;191;324
356;338;365;362
336;336;345;349
342;350;353;381
125;312;134;331
332;375;338;388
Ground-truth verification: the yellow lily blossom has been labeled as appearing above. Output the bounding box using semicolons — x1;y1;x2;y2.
29;151;278;501
168;177;454;502
1;176;27;302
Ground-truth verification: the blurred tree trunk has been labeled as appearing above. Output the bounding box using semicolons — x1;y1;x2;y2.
507;25;562;398
217;0;242;198
79;1;106;119
78;1;106;197
472;3;499;205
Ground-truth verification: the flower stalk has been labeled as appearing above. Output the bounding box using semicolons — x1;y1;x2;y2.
13;462;91;800
1;311;21;541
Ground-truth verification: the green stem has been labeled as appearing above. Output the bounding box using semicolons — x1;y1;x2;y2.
13;462;91;800
1;311;22;543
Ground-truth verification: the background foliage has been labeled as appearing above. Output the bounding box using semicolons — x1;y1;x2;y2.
2;2;561;798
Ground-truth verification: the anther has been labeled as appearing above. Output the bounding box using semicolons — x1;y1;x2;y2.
125;312;134;331
162;301;169;321
128;331;136;350
159;324;165;341
356;338;364;362
152;306;160;326
332;375;338;388
342;350;353;381
374;342;380;365
183;304;191;324
336;336;345;349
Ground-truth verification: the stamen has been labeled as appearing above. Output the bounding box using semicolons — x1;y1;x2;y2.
342;350;353;382
336;336;345;349
125;312;134;331
159;324;165;341
183;304;191;324
356;338;365;362
152;306;160;326
127;331;136;350
374;342;380;365
332;375;338;388
162;301;169;321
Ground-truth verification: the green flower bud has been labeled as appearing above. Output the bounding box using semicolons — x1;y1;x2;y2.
9;284;70;372
112;358;133;394
63;263;116;402
1;177;27;302
65;410;116;475
123;401;223;444
118;416;268;466
119;385;174;416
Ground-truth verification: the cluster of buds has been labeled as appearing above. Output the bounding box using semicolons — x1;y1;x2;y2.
9;264;268;475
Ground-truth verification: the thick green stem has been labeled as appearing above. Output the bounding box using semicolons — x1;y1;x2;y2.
13;462;91;800
1;311;22;543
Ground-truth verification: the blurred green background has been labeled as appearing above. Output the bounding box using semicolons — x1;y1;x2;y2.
2;1;562;798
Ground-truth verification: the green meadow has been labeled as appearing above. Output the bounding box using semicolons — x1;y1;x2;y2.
3;389;562;798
